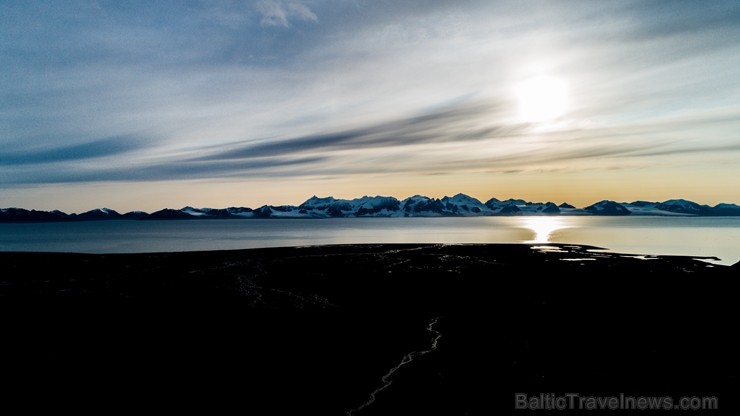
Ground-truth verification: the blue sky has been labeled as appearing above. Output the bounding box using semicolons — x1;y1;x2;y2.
2;0;740;211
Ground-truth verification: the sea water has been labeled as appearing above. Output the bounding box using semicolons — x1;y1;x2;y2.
0;216;738;265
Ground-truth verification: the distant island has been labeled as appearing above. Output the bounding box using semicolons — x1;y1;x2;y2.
3;194;740;222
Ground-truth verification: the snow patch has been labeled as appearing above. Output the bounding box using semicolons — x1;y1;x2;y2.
181;207;208;217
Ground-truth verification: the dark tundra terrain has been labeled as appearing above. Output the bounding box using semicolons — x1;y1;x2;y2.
1;244;737;414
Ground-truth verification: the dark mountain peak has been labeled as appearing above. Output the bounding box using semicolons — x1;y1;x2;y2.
445;192;475;201
405;194;431;200
628;200;658;207
502;198;526;205
122;211;149;220
498;204;521;214
76;208;122;220
711;203;740;216
147;209;194;220
0;207;69;222
542;202;560;214
226;207;253;213
585;200;630;216
402;195;450;215
299;196;338;209
655;199;711;215
353;196;400;216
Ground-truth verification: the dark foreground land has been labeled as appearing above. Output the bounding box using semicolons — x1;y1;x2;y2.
1;244;738;414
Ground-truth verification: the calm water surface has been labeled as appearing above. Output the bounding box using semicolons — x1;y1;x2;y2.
0;217;738;265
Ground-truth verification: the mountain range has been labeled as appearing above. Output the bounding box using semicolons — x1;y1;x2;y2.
2;194;740;222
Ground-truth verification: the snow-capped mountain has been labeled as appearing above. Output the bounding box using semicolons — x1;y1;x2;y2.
401;195;449;216
353;196;402;216
485;198;562;215
440;193;492;215
614;199;740;216
2;195;739;221
295;195;402;218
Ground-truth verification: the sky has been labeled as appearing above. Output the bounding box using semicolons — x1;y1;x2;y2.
2;0;740;212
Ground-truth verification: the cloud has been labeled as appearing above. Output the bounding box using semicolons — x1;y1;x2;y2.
622;0;740;41
3;92;739;186
0;136;144;166
3;0;740;205
256;0;317;27
285;1;318;22
1;154;327;185
630;143;740;158
193;102;517;160
121;155;327;181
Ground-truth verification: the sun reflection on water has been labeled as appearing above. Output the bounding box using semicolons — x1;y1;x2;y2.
521;217;568;243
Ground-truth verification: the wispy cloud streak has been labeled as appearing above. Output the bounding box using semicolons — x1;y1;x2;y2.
1;136;144;166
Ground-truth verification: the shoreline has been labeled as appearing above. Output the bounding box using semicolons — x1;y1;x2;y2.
1;243;733;297
1;243;736;414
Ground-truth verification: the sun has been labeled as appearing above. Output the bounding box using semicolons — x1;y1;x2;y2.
516;76;568;123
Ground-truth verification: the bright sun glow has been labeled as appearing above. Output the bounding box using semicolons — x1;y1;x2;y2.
522;217;567;243
516;76;568;123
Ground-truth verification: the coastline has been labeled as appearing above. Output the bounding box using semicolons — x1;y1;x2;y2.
1;243;736;414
